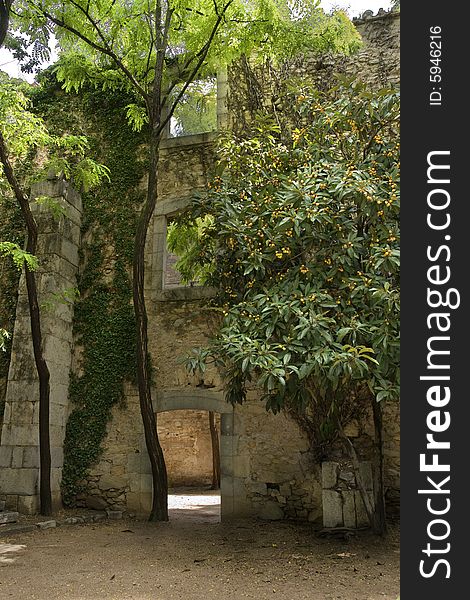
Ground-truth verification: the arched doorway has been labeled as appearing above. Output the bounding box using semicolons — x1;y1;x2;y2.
158;408;221;522
152;389;236;521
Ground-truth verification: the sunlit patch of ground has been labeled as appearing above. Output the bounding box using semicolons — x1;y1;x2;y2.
168;487;221;523
0;543;26;566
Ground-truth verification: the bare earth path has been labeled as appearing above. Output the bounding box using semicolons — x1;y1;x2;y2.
0;491;399;600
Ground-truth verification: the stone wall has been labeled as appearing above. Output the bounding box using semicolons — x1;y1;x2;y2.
322;461;373;528
158;409;220;487
227;10;400;136
0;177;82;512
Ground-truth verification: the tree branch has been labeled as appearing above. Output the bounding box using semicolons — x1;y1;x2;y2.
158;0;234;137
29;1;149;105
0;131;35;233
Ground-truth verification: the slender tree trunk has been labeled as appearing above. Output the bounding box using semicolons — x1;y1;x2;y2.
209;411;220;489
0;132;52;516
132;128;168;522
371;399;387;535
0;1;13;48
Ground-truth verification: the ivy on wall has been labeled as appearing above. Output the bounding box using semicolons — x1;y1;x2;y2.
0;195;23;425
32;75;146;504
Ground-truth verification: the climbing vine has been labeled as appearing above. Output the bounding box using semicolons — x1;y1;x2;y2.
32;74;146;504
0;193;24;424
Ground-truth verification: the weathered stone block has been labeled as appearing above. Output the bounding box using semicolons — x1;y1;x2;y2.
0;446;12;468
359;462;374;491
308;508;322;523
92;512;107;522
40;317;74;343
342;490;357;528
220;413;234;435
17;495;39;515
43;337;72;367
0;512;19;524
5;495;18;511
128;474;141;493
3;380;38;404
321;462;339;489
139;474;153;495
292;488;308;497
37;232;62;256
49;424;67;448
11;401;35;425
50;403;68;428
354;490;373;527
22;447;39;468
338;470;355;485
98;474;128;490
258;500;283;521
61;237;79;267
249;482;267;495
50;447;64;469
50;468;63;495
106;510;123;520
44;360;72;387
110;454;127;467
64;516;84;525
322;489;343;528
219;434;234;458
125;492;141;512
1;424;38;447
232;454;250;477
2;402;11;425
37;520;56;529
11;447;24;469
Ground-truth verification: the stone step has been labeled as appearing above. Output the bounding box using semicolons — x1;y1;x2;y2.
0;512;19;524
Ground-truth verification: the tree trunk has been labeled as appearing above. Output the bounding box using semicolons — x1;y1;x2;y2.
0;1;13;48
371;399;387;535
132;130;168;522
209;411;220;489
0;132;52;516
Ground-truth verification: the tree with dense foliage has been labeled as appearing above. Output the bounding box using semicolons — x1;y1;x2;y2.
180;80;400;535
0;66;108;514
8;0;361;520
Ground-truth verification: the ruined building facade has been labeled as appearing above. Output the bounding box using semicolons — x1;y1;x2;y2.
0;10;400;525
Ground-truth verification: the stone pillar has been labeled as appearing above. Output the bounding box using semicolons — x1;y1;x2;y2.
0;177;81;513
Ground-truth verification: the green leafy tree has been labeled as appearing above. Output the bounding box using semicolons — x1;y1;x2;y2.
167;215;214;284
0;66;108;515
9;0;361;521
181;80;399;535
170;78;217;137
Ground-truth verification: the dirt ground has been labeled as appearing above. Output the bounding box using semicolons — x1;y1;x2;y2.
0;490;399;600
